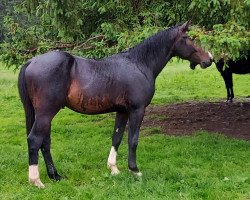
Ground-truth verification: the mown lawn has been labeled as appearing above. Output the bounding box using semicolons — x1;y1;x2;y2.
0;60;249;200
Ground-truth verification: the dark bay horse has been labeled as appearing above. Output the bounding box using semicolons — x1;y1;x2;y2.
18;22;213;188
215;52;250;102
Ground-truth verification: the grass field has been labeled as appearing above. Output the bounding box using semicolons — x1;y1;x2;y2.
0;60;249;200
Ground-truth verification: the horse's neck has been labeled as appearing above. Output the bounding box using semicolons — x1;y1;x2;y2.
127;30;176;78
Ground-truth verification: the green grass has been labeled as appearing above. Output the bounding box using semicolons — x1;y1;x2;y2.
153;60;250;104
0;61;249;200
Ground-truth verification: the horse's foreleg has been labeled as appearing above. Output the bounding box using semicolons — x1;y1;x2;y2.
222;70;234;102
127;107;145;176
228;73;234;102
226;72;234;102
41;134;61;181
108;112;128;175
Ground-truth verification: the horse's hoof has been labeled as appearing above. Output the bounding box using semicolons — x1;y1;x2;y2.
49;173;62;181
111;169;120;175
29;165;44;188
29;178;45;188
226;99;233;103
107;163;120;175
129;169;142;177
132;171;142;177
55;174;62;181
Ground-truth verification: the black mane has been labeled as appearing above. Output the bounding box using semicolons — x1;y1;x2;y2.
128;25;179;55
118;24;181;77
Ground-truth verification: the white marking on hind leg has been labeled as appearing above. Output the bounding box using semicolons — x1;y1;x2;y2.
107;146;120;175
29;165;45;188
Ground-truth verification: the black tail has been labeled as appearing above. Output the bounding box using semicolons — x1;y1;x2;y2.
18;61;34;136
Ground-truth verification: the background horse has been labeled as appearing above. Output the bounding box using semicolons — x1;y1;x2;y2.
215;52;250;102
18;21;212;188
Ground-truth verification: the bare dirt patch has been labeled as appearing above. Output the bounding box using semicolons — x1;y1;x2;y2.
144;101;250;140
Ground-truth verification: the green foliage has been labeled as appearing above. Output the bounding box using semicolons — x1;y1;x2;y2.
82;26;160;59
0;0;18;42
0;16;53;68
0;0;249;68
189;22;250;61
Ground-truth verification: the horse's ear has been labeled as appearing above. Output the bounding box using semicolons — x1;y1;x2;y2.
180;21;191;32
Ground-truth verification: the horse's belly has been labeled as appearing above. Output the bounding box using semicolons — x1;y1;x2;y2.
66;80;128;114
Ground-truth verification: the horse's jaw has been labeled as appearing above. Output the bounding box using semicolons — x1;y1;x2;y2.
190;61;212;70
190;62;197;70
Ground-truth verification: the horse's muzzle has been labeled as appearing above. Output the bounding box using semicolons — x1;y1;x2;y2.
200;60;212;69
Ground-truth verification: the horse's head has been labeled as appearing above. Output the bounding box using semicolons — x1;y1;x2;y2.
172;21;213;69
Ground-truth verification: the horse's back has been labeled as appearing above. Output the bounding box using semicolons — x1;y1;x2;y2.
216;53;250;74
229;56;250;74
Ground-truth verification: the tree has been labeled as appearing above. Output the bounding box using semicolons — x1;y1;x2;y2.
188;0;250;61
0;0;249;69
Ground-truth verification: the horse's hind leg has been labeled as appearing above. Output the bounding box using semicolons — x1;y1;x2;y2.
107;112;128;175
28;114;52;187
28;108;60;187
41;131;61;181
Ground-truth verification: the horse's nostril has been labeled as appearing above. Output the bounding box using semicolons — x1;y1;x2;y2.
201;61;211;68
